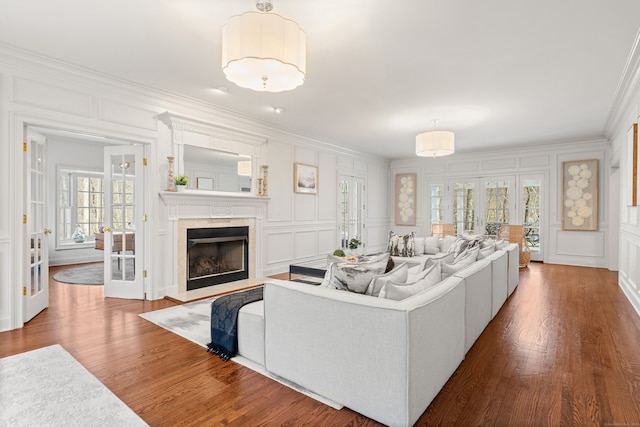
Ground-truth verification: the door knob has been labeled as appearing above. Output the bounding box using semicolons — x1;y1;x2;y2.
43;228;52;234
103;226;111;233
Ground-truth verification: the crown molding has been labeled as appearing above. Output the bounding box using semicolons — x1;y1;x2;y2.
604;28;640;139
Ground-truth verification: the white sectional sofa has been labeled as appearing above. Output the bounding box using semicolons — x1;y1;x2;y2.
235;239;520;427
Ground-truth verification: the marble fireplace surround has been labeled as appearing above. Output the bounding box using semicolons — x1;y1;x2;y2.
160;190;269;301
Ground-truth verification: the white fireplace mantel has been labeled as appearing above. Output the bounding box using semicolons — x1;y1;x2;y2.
159;190;269;299
159;190;269;221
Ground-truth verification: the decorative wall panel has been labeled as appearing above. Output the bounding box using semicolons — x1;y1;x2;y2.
13;78;92;117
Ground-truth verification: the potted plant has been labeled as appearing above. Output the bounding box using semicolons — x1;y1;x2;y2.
174;175;189;192
348;238;362;255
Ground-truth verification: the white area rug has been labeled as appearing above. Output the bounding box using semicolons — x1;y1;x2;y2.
0;344;147;426
140;296;343;410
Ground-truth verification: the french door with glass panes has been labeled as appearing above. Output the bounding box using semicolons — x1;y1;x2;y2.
439;175;543;261
24;127;50;322
520;174;543;261
103;145;145;299
446;177;515;237
338;175;365;251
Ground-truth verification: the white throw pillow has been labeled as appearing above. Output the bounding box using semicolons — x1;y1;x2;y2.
495;239;508;249
440;235;458;253
441;247;479;279
424;252;456;269
379;263;442;300
365;263;408;297
424;236;440;255
477;243;496;259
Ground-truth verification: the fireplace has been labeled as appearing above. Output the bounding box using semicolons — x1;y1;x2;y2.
186;226;249;291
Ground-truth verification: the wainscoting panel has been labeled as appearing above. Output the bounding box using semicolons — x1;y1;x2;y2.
294;230;317;259
367;163;390;220
448;160;480;174
619;236;640;316
265;231;294;265
520;154;551;168
98;99;158;131
12;77;92;118
318;228;337;254
318;152;337;222
266;141;293;222
367;223;392;254
482;157;517;171
0;240;11;331
555;230;605;257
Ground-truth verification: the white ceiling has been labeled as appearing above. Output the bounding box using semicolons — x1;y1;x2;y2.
1;0;639;159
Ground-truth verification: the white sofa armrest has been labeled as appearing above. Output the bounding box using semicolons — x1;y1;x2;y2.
263;277;465;427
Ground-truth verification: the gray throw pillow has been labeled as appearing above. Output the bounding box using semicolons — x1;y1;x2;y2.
387;231;416;257
331;253;390;293
379;263;442;300
447;236;469;256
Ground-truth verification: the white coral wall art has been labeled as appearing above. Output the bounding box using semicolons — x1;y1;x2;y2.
562;159;598;230
395;173;416;226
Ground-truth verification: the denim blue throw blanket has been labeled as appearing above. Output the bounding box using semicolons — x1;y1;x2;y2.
206;287;264;361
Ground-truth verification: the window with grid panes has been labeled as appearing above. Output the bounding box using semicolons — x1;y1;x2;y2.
58;169;104;246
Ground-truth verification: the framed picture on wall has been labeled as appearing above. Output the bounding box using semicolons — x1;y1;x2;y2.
395;173;416;226
294;163;318;194
562;159;598;231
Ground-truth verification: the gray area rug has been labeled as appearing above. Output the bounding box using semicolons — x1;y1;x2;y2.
140;295;343;410
53;260;134;285
0;344;148;426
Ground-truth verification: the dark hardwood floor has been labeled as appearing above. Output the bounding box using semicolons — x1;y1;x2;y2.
1;263;639;426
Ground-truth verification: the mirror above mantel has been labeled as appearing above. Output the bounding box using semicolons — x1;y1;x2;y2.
183;146;252;192
157;112;268;196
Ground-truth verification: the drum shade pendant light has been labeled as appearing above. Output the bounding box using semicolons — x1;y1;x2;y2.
222;0;306;92
416;120;455;158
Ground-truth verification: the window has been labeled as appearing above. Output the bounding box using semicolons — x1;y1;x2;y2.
58;169;104;246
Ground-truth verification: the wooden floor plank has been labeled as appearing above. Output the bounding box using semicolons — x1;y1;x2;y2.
1;263;639;426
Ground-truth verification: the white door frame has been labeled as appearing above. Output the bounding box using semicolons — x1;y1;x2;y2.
10;113;154;329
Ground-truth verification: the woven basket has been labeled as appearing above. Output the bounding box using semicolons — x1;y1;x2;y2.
498;224;531;268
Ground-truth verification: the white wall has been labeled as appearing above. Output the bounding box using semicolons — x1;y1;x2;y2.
390;140;611;268
608;37;640;316
0;46;389;330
